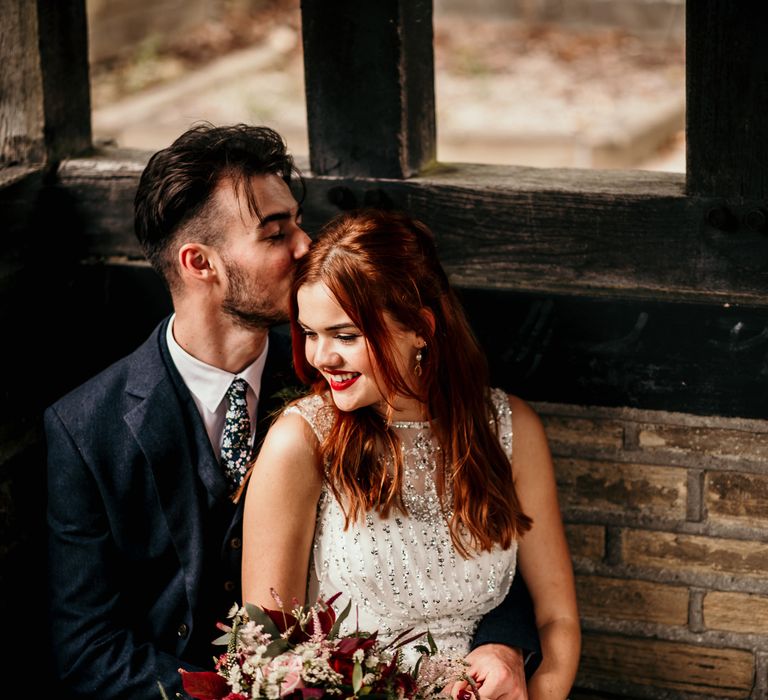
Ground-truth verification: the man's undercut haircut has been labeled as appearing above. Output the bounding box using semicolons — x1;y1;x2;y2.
134;123;303;289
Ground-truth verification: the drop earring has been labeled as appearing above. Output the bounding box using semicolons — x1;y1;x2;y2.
414;347;424;377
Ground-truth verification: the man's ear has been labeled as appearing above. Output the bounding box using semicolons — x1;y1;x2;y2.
178;243;217;282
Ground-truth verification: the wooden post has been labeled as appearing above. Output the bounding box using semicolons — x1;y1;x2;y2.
301;0;435;178
1;0;91;165
686;2;768;199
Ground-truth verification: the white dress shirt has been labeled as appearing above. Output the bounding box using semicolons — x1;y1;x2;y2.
165;315;269;458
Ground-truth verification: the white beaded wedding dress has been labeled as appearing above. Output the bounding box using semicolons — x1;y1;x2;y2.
284;388;517;664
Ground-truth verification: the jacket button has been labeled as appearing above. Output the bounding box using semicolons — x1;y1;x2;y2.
224;580;236;592
177;623;189;639
229;537;242;550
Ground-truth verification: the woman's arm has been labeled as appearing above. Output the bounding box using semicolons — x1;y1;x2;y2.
510;396;581;700
241;412;324;609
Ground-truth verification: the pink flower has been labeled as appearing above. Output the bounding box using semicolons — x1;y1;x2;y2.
267;652;305;696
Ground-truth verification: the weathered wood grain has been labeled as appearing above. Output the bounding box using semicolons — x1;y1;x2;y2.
0;1;91;165
57;153;768;306
301;0;435;178
302;169;768;307
687;2;768;199
462;288;768;419
1;1;46;164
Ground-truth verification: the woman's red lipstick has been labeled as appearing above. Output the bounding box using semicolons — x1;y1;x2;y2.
327;372;360;391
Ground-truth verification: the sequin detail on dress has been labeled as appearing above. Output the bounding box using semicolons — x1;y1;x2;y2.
284;388;516;663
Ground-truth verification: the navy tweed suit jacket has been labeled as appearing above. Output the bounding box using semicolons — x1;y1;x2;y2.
46;318;296;699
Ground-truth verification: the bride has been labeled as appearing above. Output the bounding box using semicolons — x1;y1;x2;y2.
241;209;580;699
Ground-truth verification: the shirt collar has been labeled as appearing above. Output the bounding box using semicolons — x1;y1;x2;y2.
166;314;269;413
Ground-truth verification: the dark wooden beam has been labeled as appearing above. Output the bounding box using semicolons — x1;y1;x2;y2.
686;3;768;199
462;288;768;421
2;1;47;164
301;169;768;309
35;153;768;417
56;153;768;308
36;0;92;161
301;0;435;178
0;0;91;165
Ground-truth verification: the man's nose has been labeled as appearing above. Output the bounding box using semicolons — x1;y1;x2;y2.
293;228;311;259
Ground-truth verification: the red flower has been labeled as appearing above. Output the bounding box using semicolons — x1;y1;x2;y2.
179;669;230;700
391;671;418;698
328;633;378;683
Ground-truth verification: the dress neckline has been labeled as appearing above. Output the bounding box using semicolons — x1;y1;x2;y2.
389;419;431;429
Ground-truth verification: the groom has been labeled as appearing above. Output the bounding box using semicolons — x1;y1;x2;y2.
46;124;538;700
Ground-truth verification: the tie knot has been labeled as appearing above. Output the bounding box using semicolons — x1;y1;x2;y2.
227;378;249;401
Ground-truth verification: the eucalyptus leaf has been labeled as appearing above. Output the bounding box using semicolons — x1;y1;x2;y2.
245;602;282;639
412;654;423;679
212;632;231;646
426;629;438;656
264;637;291;658
328;599;352;639
352;660;363;693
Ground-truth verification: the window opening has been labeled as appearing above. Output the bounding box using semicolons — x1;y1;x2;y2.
88;0;307;155
433;0;685;171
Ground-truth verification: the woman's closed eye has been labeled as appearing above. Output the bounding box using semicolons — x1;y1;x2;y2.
301;329;361;344
335;333;361;343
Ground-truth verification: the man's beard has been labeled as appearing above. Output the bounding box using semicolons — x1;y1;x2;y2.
221;258;289;330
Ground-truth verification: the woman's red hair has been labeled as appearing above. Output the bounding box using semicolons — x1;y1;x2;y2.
290;209;531;556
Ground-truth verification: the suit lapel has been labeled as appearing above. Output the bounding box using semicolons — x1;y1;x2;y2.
122;324;300;591
122;320;208;612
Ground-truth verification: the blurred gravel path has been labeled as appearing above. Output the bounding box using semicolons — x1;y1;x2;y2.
92;12;685;172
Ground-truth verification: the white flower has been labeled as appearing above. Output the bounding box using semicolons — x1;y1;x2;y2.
415;653;470;696
239;621;271;648
228;664;244;694
361;672;377;686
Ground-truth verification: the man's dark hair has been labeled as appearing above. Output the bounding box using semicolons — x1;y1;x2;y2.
134;123;301;288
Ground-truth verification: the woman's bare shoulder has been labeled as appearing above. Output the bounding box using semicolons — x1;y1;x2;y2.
505;393;546;435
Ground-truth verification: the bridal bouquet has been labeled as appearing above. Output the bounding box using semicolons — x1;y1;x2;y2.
178;591;472;700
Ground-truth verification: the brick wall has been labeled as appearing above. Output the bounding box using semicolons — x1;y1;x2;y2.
534;402;768;699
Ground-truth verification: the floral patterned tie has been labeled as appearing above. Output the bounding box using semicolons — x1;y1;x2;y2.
220;378;251;492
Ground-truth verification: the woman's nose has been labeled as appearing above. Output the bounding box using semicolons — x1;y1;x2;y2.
313;338;341;369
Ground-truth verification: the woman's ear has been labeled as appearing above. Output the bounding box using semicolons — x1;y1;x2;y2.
178;243;216;282
418;307;436;342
